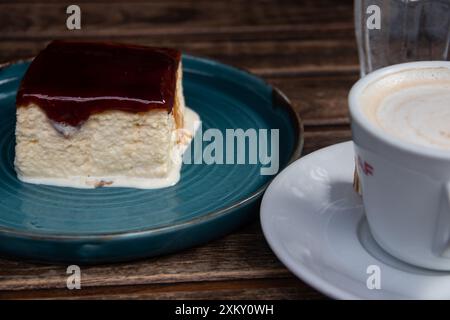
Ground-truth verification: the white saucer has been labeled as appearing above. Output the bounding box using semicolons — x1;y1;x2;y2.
261;141;450;300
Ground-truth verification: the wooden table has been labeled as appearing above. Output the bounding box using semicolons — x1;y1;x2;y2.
0;0;357;299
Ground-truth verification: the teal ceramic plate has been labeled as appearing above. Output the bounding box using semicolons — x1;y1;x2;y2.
0;55;302;264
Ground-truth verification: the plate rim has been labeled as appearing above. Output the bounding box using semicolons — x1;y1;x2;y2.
0;54;304;240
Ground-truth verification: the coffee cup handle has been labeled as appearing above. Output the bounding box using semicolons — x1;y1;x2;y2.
434;182;450;258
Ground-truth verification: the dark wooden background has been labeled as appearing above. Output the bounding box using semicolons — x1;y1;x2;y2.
0;0;356;299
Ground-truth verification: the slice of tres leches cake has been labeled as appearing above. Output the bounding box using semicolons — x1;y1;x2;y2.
14;40;200;189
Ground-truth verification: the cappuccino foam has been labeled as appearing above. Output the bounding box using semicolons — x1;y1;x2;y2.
361;67;450;150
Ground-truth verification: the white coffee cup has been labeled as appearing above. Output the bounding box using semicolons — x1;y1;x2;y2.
349;61;450;270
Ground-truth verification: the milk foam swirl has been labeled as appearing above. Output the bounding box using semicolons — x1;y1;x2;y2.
361;68;450;150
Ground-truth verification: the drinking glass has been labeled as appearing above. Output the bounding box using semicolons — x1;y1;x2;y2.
355;0;450;76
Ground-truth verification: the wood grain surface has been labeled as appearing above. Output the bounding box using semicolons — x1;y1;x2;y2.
0;0;356;300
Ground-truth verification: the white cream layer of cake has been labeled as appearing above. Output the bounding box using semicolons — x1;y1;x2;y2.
15;106;200;189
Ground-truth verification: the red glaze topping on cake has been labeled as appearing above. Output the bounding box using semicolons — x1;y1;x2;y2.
16;40;181;127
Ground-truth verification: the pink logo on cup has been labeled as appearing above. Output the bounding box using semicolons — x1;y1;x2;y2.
357;155;374;176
